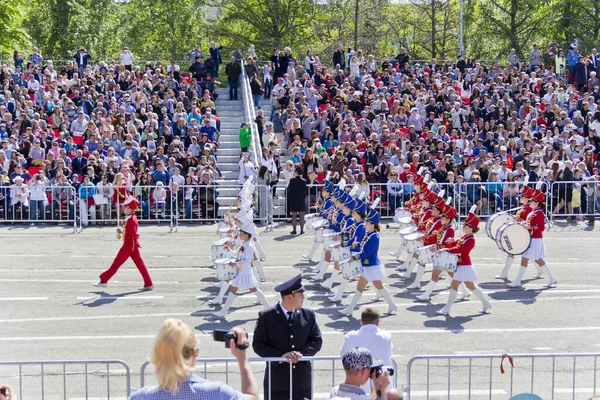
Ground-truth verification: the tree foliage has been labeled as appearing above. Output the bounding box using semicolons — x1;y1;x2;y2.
0;0;30;56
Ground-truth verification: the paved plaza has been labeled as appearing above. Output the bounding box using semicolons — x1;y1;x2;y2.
0;222;599;398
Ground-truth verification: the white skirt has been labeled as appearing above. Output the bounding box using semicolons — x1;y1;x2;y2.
454;265;479;282
361;264;386;282
232;264;258;289
522;238;546;260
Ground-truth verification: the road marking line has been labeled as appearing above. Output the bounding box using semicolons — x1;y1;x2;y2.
76;296;164;300
532;347;554;351
0;297;49;301
407;390;507;397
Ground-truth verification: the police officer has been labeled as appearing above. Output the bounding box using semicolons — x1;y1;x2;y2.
252;274;323;399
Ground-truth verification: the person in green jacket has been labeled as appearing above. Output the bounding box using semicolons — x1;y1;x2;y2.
240;122;251;152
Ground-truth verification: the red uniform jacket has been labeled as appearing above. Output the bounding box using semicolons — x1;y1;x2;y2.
515;205;532;222
423;217;442;245
526;208;545;239
417;209;433;232
442;234;475;266
437;225;455;245
123;214;141;251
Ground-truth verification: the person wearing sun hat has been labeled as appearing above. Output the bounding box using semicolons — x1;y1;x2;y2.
212;220;270;319
508;182;558;289
93;195;154;290
302;178;335;261
436;205;492;316
340;204;397;316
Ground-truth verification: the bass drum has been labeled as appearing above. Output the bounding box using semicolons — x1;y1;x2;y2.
485;212;514;239
495;222;531;255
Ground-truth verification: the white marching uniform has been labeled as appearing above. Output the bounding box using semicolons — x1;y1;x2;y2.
232;239;259;289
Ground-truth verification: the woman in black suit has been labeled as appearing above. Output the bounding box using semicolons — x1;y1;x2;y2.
287;166;307;234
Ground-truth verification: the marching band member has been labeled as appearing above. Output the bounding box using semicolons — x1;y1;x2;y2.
93;195;154;290
339;207;397;316
398;188;434;278
436;206;492;316
212;221;270;318
312;185;346;280
496;185;542;279
405;193;445;290
416;203;463;301
388;173;423;259
507;186;558;288
302;180;334;260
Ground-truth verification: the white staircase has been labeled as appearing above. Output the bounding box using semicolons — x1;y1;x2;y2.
215;88;243;215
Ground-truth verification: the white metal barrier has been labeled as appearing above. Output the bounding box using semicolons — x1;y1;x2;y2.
405;353;600;400
0;360;131;399
549;179;600;222
241;60;262;170
140;356;399;398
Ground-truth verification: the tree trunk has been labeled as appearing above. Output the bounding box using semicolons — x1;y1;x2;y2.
354;0;359;51
431;0;437;58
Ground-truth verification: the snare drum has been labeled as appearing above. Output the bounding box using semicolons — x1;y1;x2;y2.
415;244;437;265
433;251;459;272
214;258;238;281
495;222;531;255
217;226;233;239
340;258;362;280
211;238;236;262
404;232;424;254
331;246;351;262
312;219;329;231
394;209;412;223
397;216;414;229
314;228;332;243
323;232;339;248
486;212;514;239
305;213;324;231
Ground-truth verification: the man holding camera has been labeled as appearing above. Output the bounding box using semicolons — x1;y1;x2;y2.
253;274;323;399
331;347;391;400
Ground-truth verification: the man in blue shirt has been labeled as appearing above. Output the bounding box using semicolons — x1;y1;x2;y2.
200;118;219;142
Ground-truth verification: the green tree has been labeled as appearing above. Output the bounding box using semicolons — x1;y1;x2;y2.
0;0;30;58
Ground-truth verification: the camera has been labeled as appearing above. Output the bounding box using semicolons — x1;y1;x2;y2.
0;388;6;396
371;364;394;378
213;329;249;349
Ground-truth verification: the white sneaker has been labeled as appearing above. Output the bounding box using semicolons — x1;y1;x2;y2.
406;282;421;290
91;281;107;288
415;293;430;301
495;274;507;279
399;271;411;279
208;298;222;305
212;310;227;318
507;281;522;288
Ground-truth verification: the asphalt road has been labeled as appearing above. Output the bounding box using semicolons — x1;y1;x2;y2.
0;221;599;399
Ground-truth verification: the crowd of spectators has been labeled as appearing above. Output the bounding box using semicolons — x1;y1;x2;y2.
243;42;600;224
0;44;233;224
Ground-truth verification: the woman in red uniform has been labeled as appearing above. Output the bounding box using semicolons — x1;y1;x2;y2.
399;188;434;278
436;206;492;315
92;195;154;290
507;187;557;288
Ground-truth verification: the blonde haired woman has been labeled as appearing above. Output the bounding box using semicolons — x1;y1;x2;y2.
131;319;259;399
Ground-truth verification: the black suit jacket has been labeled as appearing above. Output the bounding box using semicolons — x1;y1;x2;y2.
253;304;322;391
287;176;307;212
71;157;87;175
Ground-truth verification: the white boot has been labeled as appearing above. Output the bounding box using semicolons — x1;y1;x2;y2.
472;288;492;313
253;259;267;281
302;242;320;260
208;281;229;304
496;256;514;279
534;263;545;278
456;283;471;301
312;258;330;280
508;266;527;288
388;246;403;259
213;293;236;318
398;254;412;271
321;269;340;290
373;289;381;302
541;264;557;287
406;263;426;289
416;280;437;301
254;290;271;309
380;287;397;315
329;279;350;301
399;258;417;278
437;289;457;315
255;239;267;261
339;290;362;315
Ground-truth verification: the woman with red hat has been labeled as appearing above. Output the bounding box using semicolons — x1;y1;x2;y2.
496;185;542;280
507;185;558;288
399;188;434;279
92;195;154;290
436;206;492;316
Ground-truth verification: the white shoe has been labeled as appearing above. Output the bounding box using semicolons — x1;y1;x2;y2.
260;256;266;261
507;280;522;288
495;274;507;279
212;310;227;318
139;285;153;291
534;271;545;279
544;277;558;288
91;281;107;288
396;264;408;271
456;291;470;301
339;306;354;315
406;281;421;290
311;274;325;280
481;302;492;314
436;309;450;316
301;254;312;260
373;292;381;302
321;280;334;290
415;292;430;301
208;298;222;305
399;271;411;279
384;303;398;315
329;294;343;302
